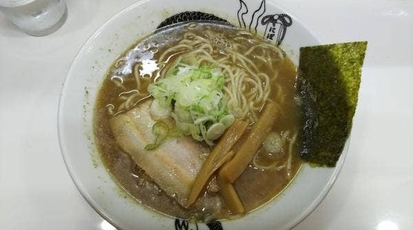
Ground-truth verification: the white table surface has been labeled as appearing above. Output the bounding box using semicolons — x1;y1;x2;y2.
1;0;412;229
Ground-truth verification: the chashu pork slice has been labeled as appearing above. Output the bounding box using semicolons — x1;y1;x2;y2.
109;100;209;206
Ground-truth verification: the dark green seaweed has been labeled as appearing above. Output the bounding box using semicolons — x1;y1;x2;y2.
298;41;367;167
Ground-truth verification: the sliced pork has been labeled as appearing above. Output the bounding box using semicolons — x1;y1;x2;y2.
109;100;209;206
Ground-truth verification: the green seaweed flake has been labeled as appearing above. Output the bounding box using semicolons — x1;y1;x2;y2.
298;41;367;167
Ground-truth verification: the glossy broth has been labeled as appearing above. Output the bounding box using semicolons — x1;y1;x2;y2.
94;22;303;221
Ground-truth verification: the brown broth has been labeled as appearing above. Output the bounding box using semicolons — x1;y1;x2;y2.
93;22;303;221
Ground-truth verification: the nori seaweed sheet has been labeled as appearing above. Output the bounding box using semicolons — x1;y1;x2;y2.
298;41;367;167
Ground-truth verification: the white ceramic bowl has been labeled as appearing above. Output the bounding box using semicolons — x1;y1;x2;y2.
58;0;347;229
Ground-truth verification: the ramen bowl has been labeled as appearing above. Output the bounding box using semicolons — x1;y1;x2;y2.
58;0;347;229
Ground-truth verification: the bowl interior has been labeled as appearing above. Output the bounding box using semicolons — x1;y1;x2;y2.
58;0;346;229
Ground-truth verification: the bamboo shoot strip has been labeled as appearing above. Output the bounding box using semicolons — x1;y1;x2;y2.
187;120;248;206
219;103;279;183
217;175;245;214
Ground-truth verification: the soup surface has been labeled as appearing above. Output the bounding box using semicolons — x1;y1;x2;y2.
94;22;303;221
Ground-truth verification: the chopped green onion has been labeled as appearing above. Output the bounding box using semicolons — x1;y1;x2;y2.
263;132;283;153
147;63;234;145
144;121;169;150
